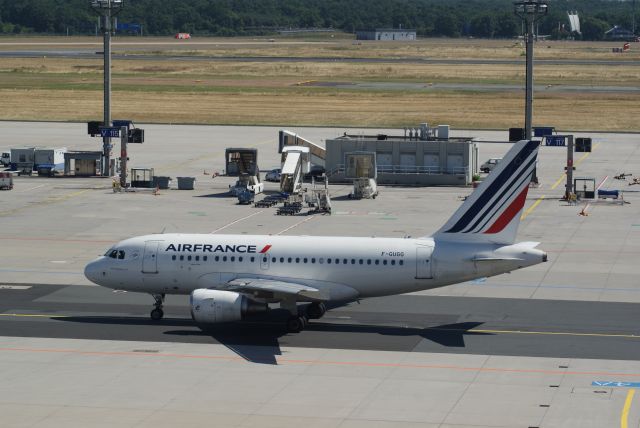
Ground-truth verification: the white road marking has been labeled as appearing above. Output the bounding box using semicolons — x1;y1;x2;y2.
211;210;264;234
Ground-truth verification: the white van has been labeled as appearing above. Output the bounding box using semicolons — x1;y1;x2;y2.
480;158;502;173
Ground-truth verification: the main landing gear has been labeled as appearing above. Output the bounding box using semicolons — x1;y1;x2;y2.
150;293;165;321
284;302;327;333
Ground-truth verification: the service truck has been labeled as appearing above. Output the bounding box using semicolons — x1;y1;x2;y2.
34;147;67;176
10;147;36;175
1;152;10;167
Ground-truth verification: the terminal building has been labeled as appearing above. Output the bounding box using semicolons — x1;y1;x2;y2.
325;125;478;186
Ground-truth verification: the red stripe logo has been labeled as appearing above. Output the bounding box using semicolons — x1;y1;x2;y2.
259;245;272;253
484;187;529;234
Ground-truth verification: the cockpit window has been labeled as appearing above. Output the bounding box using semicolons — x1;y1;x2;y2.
105;249;125;259
104;248;114;257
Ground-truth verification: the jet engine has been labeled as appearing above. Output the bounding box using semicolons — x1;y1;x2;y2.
190;289;267;324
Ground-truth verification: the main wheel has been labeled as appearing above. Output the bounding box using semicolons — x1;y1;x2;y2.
286;316;307;333
150;308;164;321
306;302;326;319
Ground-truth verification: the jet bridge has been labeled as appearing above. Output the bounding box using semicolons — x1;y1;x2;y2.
225;148;258;176
280;146;310;194
279;130;325;168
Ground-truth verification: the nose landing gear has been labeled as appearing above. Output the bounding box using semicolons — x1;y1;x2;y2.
150;293;165;320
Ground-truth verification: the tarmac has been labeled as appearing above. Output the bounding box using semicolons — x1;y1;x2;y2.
1;122;640;427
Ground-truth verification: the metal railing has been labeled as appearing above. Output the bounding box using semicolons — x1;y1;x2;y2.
327;164;468;177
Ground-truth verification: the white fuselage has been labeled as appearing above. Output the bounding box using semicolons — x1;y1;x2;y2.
84;233;546;303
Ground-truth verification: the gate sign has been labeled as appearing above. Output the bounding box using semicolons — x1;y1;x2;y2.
99;127;120;138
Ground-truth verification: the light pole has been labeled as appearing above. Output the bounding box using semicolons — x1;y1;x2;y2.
514;0;548;140
90;0;124;176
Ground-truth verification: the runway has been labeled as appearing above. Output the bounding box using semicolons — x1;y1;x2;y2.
1;49;639;66
2;284;639;364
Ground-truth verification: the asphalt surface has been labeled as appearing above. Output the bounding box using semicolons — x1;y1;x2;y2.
2;49;640;66
2;284;639;364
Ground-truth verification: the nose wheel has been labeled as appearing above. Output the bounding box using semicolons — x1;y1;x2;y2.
150;293;165;321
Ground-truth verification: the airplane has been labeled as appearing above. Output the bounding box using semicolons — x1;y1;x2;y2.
85;139;546;333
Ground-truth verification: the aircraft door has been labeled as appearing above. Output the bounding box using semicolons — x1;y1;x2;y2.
142;241;161;273
260;253;270;270
415;246;433;279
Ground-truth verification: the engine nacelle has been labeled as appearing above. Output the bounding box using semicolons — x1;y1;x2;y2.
190;289;267;324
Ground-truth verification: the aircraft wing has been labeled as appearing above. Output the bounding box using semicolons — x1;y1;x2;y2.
225;278;329;302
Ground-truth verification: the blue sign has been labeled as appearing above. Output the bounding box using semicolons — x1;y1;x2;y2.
100;127;120;138
592;381;640;388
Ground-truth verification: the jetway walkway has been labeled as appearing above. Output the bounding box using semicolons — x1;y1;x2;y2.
279;130;325;168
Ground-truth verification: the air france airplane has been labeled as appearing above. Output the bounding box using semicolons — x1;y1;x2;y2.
85;139;546;332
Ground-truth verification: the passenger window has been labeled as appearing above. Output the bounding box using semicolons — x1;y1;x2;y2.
383;260;387;265
303;258;308;263
272;257;276;263
391;260;396;266
343;259;348;264
239;257;243;262
230;256;235;262
187;255;192;261
335;259;339;264
311;258;316;264
215;256;220;262
295;258;300;263
326;258;331;264
263;256;267;263
367;259;371;265
172;255;176;261
195;256;200;261
359;259;363;265
180;255;184;261
375;260;379;265
223;256;227;262
399;260;404;266
280;257;284;263
251;257;255;262
351;259;355;264
287;257;292;263
203;256;208;261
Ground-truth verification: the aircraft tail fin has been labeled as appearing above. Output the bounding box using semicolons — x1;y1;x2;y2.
431;140;540;245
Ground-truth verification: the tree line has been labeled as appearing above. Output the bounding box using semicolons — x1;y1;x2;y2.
0;0;636;40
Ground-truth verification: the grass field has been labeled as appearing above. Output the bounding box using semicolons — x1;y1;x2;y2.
0;36;639;130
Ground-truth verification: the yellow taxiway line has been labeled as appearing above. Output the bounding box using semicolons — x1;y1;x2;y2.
622;389;636;428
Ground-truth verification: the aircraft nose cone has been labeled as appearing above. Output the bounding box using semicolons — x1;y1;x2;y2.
84;259;102;284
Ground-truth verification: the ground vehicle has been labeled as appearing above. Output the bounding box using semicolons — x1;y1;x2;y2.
480;158;502;173
0;172;13;190
11;147;36;175
229;174;264;196
1;152;10;167
34;148;66;176
265;168;281;182
304;165;326;181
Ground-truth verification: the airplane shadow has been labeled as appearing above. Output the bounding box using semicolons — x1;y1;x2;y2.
56;314;490;365
195;192;233;198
